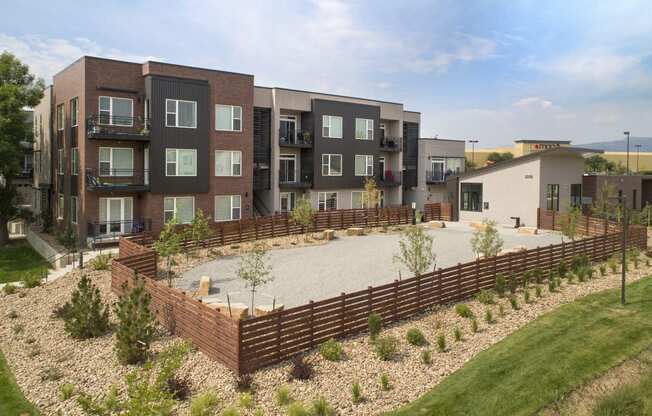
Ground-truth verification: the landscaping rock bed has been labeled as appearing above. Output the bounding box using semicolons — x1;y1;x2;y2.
1;255;649;415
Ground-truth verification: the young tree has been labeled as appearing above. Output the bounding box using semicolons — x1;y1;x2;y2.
61;274;110;339
237;242;273;316
393;225;436;277
188;209;212;249
591;181;617;220
363;176;381;208
470;220;504;259
290;196;315;241
559;205;582;242
153;218;182;286
0;52;45;246
114;275;156;365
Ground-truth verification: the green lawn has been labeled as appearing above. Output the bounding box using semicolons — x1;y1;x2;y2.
0;350;38;415
390;277;652;416
593;363;652;415
0;240;46;284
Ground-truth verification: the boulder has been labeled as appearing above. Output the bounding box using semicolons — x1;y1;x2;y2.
517;227;538;235
323;229;336;240
346;227;364;236
208;302;249;320
429;221;446;229
255;304;284;317
197;275;211;297
470;222;487;230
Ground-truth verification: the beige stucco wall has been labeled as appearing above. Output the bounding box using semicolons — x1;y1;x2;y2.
539;154;585;212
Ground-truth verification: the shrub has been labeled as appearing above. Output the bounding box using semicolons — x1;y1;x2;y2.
319;338;343;361
576;268;586;283
12;323;23;334
286;402;310;416
166;376;191;401
275;386;292;406
548;279;556;293
311;396;335;416
646;258;650;267
588;268;595;280
7;309;17;319
557;260;568;278
221;406;241;416
90;253;112;271
522;271;531;288
113;277;156;365
495;274;506;297
567;272;575;284
508;274;518;294
484;309;494;324
239;392;253;409
60;383;75;400
498;304;505;316
436;334;446;352
474;289;495;305
62;275;110;339
351;381;363;404
599;264;607;276
455;304;474;319
380;373;391;391
236;374;253;392
608;256;618;273
3;283;17;295
25;336;36;344
40;366;62;382
288;355;313;381
547;269;555;282
368;313;382;339
375;336;399;361
535;286;542;298
453;327;462;342
421;349;432;365
27;345;40;358
406;328;427;346
571;255;589;273
470;318;478;333
22;273;41;288
509;296;519;310
533;267;544;284
523;290;531;304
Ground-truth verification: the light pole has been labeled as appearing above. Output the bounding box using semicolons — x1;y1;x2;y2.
635;144;642;173
469;139;479;168
624;131;630;175
610;194;628;305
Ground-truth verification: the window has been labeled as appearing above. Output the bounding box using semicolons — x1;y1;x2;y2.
355;118;373;140
215;150;242;176
71;148;79;175
570;184;582;207
318;192;338;211
215;195;241;221
351;191;367;209
165;149;197;176
280;154;296;183
633;189;637;210
546;184;560;211
71;196;78;224
99;96;133;126
322;115;343;138
58;148;64;175
99;197;133;234
166;99;197;128
57;104;64;131
280;192;296;212
164;197;195;224
99;147;134;177
70;97;79;127
58;194;64;219
216;105;242;131
321;154;342;176
355;155;373;176
461;183;482;212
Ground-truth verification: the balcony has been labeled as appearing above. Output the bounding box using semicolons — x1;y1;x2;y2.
426;170;453;184
86;115;151;142
377;170;401;187
85;168;150;192
279;129;313;148
379;138;401;152
279;171;313;189
87;218;151;240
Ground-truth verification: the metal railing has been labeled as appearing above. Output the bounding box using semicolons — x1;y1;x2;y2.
426;170;450;183
279;171;313;187
87;218;152;239
279;130;313;147
86;115;151;139
86;168;149;191
380;138;401;151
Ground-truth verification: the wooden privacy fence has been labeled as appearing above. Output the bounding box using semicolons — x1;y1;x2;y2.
112;208;646;374
423;202;452;221
537;208;622;236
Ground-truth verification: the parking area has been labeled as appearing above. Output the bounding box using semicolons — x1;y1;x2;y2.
175;222;563;309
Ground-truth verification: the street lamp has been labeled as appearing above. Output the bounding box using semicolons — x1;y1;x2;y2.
635;144;642;173
624;131;630;175
610;194;628;305
468;139;479;168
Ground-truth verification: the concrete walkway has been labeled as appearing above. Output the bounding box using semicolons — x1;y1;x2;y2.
176;223;563;309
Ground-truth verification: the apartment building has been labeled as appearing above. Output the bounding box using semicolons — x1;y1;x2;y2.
32;86;53;218
33;56;254;245
252;87;420;213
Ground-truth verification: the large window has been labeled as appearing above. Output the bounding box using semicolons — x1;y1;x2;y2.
70;97;79;127
99;96;133;126
280;154;296;183
215;150;242;176
71;196;78;224
351;191;367;209
321;154;342;176
461;183;482;212
318;192;338;211
546;184;560;211
570;184;582;207
99;147;134;177
215;195;241;221
58;148;64;175
71;148;79;175
166;149;197;176
280;192;295;212
56;104;64;131
164;197;195;224
355;155;373;176
99;197;133;235
58;194;64;220
216;105;242;131
166;99;197;128
355;118;373;140
322;115;343;138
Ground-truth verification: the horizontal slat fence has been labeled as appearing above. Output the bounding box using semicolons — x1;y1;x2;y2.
423;202;452;221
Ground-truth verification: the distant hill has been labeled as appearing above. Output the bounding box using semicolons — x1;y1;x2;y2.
580;137;652;152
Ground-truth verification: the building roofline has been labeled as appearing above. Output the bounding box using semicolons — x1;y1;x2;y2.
254;85;406;106
457;146;603;179
145;60;254;78
419;137;465;143
514;139;572;144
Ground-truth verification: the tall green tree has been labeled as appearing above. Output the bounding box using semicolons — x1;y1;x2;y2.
0;52;45;246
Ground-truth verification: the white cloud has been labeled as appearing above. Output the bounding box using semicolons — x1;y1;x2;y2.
405;34;496;74
512;96;556;110
0;33;160;82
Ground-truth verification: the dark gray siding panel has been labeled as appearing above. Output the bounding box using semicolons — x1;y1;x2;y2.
147;75;210;194
403;121;419;188
312;99;380;189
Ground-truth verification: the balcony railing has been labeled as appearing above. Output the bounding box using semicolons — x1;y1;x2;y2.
377;170;402;186
86;115;151;141
380;138;401;152
279;171;313;188
426;170;454;184
279;130;313;147
85;168;149;192
87;218;151;239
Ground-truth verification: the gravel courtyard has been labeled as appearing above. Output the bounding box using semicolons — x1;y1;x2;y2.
176;223;563;308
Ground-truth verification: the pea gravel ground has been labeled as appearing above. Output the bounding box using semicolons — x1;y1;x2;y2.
176;222;563;308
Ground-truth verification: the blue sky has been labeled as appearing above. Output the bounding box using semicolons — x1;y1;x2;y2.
2;0;651;147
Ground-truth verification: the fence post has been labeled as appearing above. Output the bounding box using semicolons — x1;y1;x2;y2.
368;286;373;316
309;301;314;349
271;215;275;238
275;309;282;361
340;292;346;337
537;208;541;229
457;263;462;299
552;209;556;230
437;269;443;304
254;217;258;240
417;274;421;311
561;241;565;262
238;221;242;243
393;280;399;322
475;258;480;292
220;223;225;246
341;211;344;229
